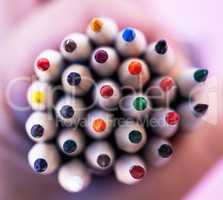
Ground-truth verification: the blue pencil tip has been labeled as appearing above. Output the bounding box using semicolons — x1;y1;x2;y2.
122;28;136;42
60;105;74;119
67;72;81;86
31;124;44;138
63;140;77;153
34;158;48;173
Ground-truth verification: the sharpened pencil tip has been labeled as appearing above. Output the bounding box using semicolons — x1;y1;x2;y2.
60;105;74;119
37;58;50;71
129;165;145;179
97;154;111;168
194;104;209;115
95;49;108;63
122;28;136;42
34;158;48;173
64;39;77;53
128;130;142;144
155;40;168;54
63;140;77;153
67;72;81;86
159;144;173;158
90;18;103;32
31;124;44;138
194;69;208;82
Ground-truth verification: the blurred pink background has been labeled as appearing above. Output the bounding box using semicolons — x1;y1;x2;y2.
0;0;222;199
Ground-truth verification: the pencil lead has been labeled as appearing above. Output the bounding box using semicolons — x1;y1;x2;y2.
97;154;111;168
160;77;174;92
63;39;77;53
94;49;108;63
31;91;45;104
34;159;48;173
194;103;209;114
67;72;81;86
194;69;208;82
122;28;136;42
93;119;106;132
100;85;114;98
165;111;180;125
60;105;74;119
128;130;142;144
133;97;147;111
31;124;44;138
63;140;77;153
37;58;50;71
158;144;173;158
128;61;142;75
90;18;103;32
155;40;168;54
129;165;145;179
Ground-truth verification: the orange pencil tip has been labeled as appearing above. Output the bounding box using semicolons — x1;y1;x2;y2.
93;118;106;132
128;61;142;75
90;18;103;32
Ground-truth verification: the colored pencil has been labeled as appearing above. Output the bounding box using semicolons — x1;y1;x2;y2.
34;49;63;82
146;137;173;167
114;155;147;185
25;111;56;142
58;160;91;193
115;121;147;153
27;81;53;111
116;27;147;57
91;46;119;76
62;64;93;96
60;33;92;61
145;40;175;75
87;17;118;45
118;58;150;89
58;128;85;156
28;143;60;175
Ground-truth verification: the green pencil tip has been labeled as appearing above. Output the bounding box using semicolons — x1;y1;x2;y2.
194;69;208;82
128;130;142;144
133;97;147;111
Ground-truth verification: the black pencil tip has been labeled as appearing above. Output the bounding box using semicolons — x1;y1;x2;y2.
155;40;168;54
158;144;173;158
64;39;77;53
97;154;111;168
194;104;209;115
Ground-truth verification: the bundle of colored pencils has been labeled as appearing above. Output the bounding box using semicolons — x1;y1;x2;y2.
25;17;209;192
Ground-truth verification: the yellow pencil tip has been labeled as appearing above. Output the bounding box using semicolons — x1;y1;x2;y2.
31;91;45;104
90;18;103;32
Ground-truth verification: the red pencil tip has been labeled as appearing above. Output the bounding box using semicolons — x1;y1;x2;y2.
37;58;50;71
129;165;145;179
160;77;174;92
165;111;180;125
128;61;142;75
100;85;114;98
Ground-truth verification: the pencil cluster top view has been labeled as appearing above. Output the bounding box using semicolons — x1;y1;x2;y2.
26;17;209;193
